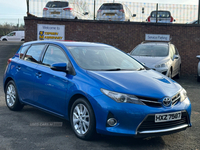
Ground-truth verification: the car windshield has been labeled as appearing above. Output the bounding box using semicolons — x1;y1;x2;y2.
151;11;171;18
67;46;144;71
131;44;169;57
46;2;69;8
99;4;123;10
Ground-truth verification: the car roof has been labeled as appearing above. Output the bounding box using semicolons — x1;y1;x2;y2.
22;40;110;47
102;3;122;5
151;10;171;12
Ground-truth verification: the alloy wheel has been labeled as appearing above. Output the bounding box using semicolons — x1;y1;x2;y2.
72;104;90;135
6;84;16;107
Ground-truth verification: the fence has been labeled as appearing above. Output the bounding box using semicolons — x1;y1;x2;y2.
28;0;198;23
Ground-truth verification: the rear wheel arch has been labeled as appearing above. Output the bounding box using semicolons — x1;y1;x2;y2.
4;77;14;92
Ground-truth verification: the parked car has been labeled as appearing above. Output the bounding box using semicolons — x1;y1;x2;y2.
147;10;175;23
3;41;191;140
129;42;181;78
96;3;136;21
187;20;198;24
0;31;24;41
43;1;89;19
197;55;200;82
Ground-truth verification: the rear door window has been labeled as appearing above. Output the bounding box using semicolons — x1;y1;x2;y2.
42;45;69;66
46;2;69;8
19;45;30;59
99;4;123;10
151;11;171;18
24;44;45;63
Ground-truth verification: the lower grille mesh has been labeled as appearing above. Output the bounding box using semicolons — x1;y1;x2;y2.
137;111;189;132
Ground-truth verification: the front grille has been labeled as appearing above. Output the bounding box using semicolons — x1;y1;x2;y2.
137;111;189;132
137;96;162;107
137;91;181;108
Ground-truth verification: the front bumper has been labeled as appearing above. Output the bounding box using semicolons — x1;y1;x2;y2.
91;94;191;137
150;67;169;76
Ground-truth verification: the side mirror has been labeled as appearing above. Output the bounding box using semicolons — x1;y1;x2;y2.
197;55;200;60
174;55;179;60
132;14;136;17
51;63;68;73
83;12;89;15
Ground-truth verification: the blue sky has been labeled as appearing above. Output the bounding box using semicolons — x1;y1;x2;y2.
0;0;199;25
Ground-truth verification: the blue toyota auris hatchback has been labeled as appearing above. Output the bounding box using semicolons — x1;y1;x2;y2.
3;41;191;140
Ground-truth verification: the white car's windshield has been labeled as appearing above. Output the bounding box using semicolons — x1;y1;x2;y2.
131;45;169;57
67;46;144;71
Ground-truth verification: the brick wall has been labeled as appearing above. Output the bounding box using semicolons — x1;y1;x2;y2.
24;17;200;75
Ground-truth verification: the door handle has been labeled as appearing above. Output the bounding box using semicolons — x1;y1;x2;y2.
36;72;42;78
16;66;21;71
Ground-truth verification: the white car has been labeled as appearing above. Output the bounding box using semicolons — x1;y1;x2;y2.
43;1;89;19
147;10;175;23
0;31;24;41
197;55;200;82
130;42;181;78
96;3;136;21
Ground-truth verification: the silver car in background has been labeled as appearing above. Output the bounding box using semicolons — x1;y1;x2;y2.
96;3;136;21
43;1;89;19
130;42;181;78
147;10;175;23
197;55;200;82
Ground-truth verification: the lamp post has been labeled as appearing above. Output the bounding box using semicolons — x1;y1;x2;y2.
198;0;200;24
27;0;29;15
94;0;95;20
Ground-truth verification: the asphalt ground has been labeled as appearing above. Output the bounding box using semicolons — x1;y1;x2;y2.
0;41;199;150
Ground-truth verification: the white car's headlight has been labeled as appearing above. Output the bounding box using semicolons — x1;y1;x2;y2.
101;89;144;105
155;61;170;68
180;88;187;102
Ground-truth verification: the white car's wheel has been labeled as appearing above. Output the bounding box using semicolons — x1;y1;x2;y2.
168;68;172;78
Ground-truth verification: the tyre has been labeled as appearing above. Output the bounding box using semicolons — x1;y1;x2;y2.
5;80;24;111
168;68;172;78
2;39;7;41
70;98;96;140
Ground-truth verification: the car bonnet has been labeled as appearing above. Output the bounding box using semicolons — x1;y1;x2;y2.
86;69;181;99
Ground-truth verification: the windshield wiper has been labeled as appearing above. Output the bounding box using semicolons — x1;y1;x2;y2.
102;68;122;71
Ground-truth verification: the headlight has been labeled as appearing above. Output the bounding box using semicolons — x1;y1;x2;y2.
155;61;170;68
180;88;187;102
101;88;144;105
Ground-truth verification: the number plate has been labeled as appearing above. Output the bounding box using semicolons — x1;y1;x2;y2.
51;12;60;14
106;13;115;16
155;111;181;123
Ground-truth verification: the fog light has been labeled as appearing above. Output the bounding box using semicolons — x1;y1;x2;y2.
107;118;117;127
